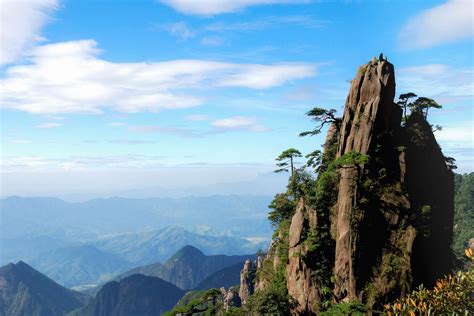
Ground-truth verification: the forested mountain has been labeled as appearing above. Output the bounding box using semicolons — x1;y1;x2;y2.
0;261;87;316
194;262;244;291
72;274;183;316
116;245;254;290
453;173;474;258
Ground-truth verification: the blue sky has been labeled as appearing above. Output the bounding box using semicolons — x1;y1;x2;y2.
1;0;473;199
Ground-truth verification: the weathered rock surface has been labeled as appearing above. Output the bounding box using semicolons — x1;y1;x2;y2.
286;199;320;314
239;259;256;305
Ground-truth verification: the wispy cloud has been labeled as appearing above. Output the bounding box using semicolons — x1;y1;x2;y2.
1;154;167;171
129;125;203;138
0;0;58;64
1;40;316;114
186;114;210;121
205;15;326;32
160;21;196;40
107;122;126;127
109;139;158;145
211;116;268;132
201;36;225;46
36;122;62;128
9;139;33;144
159;0;310;16
399;0;473;49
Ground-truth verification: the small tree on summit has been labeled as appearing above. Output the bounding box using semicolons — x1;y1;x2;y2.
410;97;442;120
397;92;417;121
299;107;341;137
274;148;302;177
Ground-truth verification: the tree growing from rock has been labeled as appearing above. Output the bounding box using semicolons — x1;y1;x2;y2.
299;107;341;137
275;148;303;201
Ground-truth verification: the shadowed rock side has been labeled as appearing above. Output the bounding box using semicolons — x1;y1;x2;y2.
237;56;455;313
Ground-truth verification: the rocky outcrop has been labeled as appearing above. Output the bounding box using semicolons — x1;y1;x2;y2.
239;259;256;304
286;199;320;314
223;286;241;311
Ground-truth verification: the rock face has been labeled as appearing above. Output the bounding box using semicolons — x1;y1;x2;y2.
286;199;320;314
239;259;256;305
333;57;397;301
332;57;454;303
223;286;241;311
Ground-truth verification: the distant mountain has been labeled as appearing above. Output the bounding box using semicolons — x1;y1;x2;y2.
30;245;133;288
0;195;272;241
116;245;255;290
194;261;244;290
94;226;265;265
72;274;183;316
0;235;80;266
0;261;87;316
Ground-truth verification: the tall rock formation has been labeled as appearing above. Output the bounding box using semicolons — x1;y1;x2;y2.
242;56;455;313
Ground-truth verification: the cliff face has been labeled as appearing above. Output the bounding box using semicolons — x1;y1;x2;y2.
242;56;455;313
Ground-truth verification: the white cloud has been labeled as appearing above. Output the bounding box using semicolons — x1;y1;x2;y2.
435;124;473;143
107;122;126;126
159;0;309;16
186;114;210;121
10;139;33;144
212;116;268;132
205;15;326;32
36;122;62;128
399;0;473;49
163;21;195;39
0;0;58;64
397;64;473;103
0;39;316;114
201;36;224;46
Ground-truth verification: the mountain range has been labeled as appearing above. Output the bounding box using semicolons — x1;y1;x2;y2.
0;195;272;241
115;245;252;290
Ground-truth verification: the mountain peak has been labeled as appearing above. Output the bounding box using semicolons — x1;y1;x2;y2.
169;245;205;261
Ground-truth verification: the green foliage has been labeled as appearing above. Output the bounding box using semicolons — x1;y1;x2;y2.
268;193;296;228
245;267;296;315
164;288;223;316
332;151;370;168
305;149;322;170
320;302;369;315
453;173;474;259
384;267;474;315
299;107;341;137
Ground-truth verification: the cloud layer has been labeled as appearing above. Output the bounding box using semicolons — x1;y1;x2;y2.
0;0;58;64
159;0;308;16
0;40;316;114
399;0;473;49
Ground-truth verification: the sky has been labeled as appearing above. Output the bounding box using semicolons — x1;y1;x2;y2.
0;0;473;199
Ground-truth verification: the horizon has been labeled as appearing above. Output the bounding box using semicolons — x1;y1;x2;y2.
1;0;473;198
